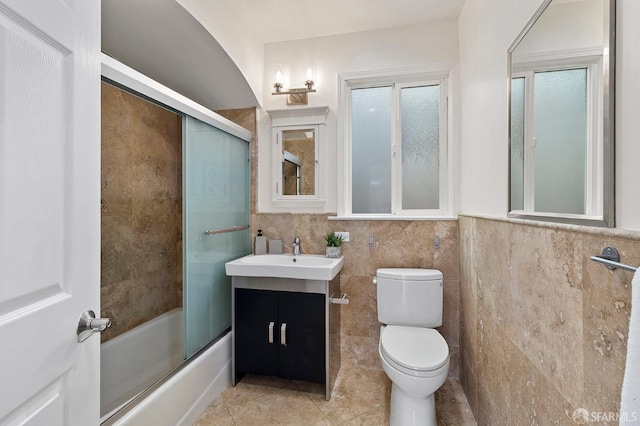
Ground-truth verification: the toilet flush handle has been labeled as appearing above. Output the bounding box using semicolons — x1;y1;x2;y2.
372;277;377;285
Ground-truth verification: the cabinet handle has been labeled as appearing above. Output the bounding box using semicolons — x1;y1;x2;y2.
268;321;274;344
280;323;287;346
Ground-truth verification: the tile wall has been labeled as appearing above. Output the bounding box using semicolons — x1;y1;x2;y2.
101;82;183;342
460;215;640;424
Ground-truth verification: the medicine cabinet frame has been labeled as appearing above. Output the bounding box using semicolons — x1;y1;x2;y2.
267;106;329;210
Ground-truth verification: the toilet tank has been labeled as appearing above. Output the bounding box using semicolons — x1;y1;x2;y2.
376;268;443;327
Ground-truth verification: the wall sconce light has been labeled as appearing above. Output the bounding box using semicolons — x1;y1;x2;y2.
272;61;317;105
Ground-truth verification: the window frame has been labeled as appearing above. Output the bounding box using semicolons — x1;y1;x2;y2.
336;66;456;220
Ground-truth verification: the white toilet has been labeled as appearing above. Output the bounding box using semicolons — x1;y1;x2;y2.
374;268;450;426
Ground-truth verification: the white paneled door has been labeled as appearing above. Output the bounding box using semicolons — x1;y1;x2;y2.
0;0;101;424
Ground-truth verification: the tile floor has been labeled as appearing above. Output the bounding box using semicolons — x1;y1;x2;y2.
193;367;476;425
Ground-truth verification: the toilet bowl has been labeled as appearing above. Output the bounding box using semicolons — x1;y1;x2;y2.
379;325;449;425
374;268;449;426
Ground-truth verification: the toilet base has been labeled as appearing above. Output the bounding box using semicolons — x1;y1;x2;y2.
389;383;436;426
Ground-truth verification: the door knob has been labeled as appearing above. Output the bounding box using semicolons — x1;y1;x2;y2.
77;310;111;343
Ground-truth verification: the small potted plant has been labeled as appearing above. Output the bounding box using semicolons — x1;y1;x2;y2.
324;232;344;258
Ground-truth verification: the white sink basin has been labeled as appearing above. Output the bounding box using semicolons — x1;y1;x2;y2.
225;254;344;281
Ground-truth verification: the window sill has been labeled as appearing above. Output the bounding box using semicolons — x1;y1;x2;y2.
328;215;458;221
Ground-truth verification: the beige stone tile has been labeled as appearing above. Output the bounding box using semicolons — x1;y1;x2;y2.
478;307;573;426
196;367;475;426
506;224;584;407
215;107;257;133
254;214;312;254
447;345;460;381
439;279;460;346
581;235;638;417
226;388;331;426
458;216;479;418
193;395;234;426
340;276;373;338
326;220;371;277
341;335;382;370
131;214;178;278
473;218;510;327
101;83;134;217
340;404;389;426
368;221;437;272
459;351;478;421
310;367;390;424
368;273;381;339
435;379;476;426
221;380;275;409
101;215;133;287
434;221;460;281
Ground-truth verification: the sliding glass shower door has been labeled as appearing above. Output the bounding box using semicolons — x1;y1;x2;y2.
183;116;250;358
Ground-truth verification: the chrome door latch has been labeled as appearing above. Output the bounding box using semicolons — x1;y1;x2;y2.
77;310;111;343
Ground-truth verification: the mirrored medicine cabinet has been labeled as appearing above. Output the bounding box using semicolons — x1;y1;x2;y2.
268;106;329;209
508;0;615;227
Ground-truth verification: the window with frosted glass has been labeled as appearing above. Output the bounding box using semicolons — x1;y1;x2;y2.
400;85;440;210
534;68;587;214
351;86;392;214
510;77;525;211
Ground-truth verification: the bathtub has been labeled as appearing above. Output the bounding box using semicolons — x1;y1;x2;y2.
101;308;184;417
101;308;232;425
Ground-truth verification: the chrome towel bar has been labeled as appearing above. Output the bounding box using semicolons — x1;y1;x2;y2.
204;224;249;236
590;246;638;272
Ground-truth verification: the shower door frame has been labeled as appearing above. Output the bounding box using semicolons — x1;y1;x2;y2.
99;54;252;423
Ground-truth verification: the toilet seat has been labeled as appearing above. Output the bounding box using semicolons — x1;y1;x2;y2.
380;326;449;377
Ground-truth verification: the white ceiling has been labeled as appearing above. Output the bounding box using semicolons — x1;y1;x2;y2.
221;0;466;44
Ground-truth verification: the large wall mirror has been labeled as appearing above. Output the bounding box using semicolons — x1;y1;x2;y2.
508;0;615;227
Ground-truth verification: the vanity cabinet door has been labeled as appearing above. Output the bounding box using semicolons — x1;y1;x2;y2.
234;288;326;383
278;292;326;383
235;288;279;377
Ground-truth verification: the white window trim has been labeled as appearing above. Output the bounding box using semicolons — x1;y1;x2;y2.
511;48;603;217
336;64;458;219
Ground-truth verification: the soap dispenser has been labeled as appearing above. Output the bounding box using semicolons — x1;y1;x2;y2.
254;229;267;255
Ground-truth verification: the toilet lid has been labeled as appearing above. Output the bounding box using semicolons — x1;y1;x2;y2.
381;326;449;371
376;268;442;281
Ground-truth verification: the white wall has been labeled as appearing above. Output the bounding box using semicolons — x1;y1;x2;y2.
176;0;265;107
514;0;603;56
616;0;640;230
459;0;640;231
258;21;459;213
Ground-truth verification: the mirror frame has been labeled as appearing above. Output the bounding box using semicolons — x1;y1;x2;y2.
507;0;616;227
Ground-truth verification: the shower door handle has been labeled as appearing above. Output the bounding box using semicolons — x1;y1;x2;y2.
268;321;274;344
77;310;112;343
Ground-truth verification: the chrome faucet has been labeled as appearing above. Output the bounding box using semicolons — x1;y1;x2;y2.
292;237;301;256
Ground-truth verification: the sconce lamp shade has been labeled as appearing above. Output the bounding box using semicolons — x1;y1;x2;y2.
272;61;316;105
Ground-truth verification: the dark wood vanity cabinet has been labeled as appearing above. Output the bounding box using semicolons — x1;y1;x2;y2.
234;288;325;383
